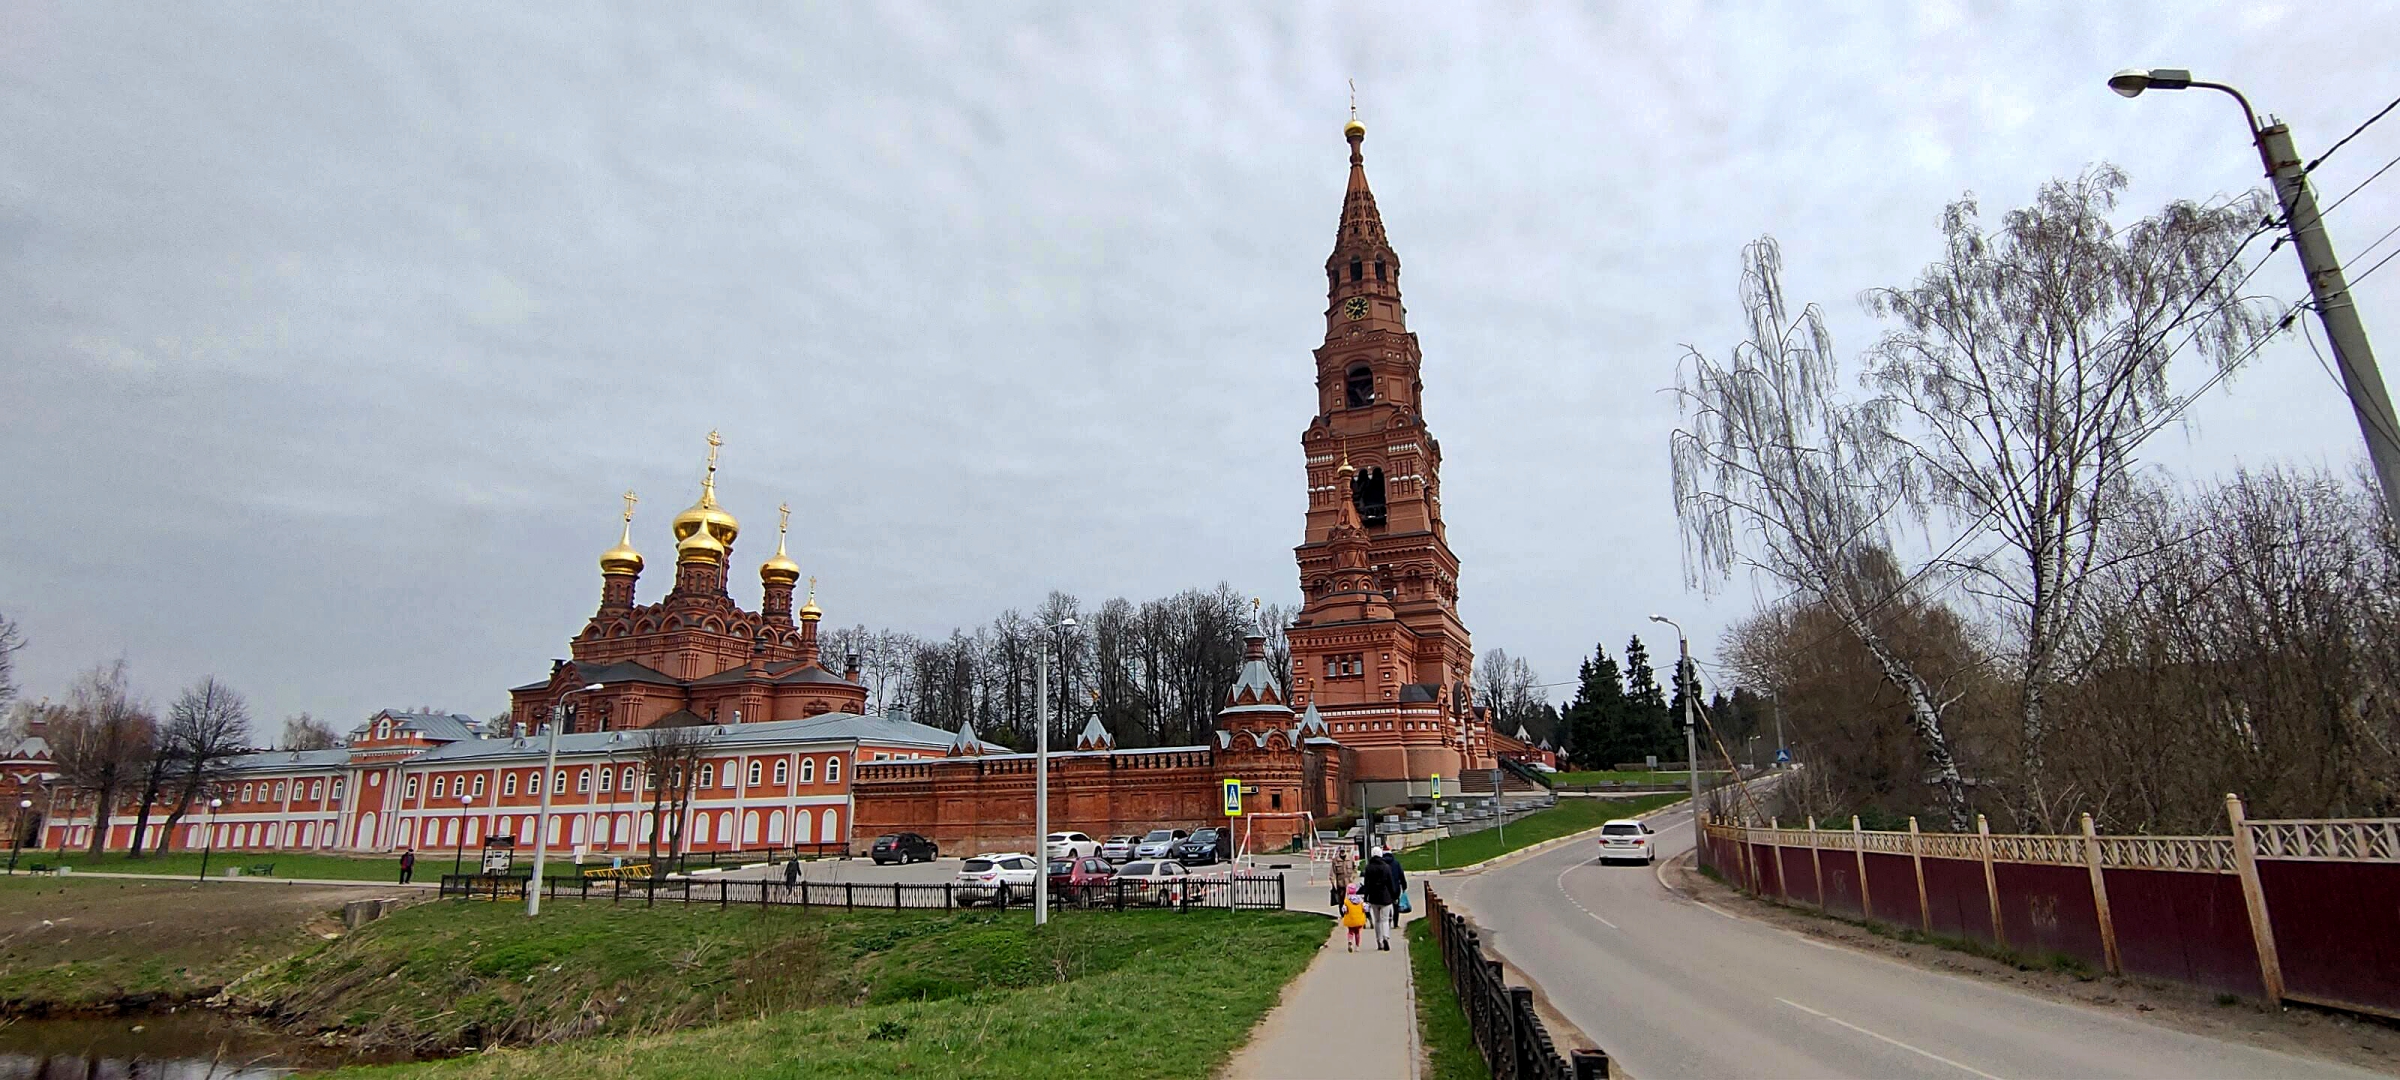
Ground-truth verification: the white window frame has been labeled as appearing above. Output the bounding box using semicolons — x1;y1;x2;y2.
747;760;762;786
599;768;613;793
433;776;447;799
472;775;485;798
825;757;840;784
406;776;420;799
576;768;590;794
504;773;518;797
799;758;815;783
553;769;567;793
699;763;714;788
529;772;542;797
773;760;787;786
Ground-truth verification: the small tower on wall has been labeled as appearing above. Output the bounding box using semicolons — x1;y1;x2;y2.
597;490;643;612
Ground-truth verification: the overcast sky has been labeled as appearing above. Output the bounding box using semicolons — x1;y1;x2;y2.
4;3;2397;736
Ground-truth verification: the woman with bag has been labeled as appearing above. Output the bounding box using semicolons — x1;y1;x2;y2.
1359;847;1401;951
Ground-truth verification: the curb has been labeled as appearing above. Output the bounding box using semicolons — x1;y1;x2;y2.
1425;796;1694;877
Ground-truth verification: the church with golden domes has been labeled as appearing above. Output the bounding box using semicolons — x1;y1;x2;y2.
507;431;870;734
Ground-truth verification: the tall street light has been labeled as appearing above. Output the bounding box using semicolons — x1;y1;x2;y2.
2110;68;2400;519
452;792;474;878
198;798;222;882
1034;616;1077;928
8;799;30;875
1648;615;1703;815
528;682;605;917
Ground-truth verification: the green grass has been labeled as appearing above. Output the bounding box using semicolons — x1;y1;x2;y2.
0;875;352;1009
1398;793;1682;872
236;898;1326;1077
28;849;415;882
1550;770;1724;786
1406;919;1484;1080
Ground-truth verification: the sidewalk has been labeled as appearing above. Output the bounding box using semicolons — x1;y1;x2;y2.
1222;916;1420;1079
34;870;435;889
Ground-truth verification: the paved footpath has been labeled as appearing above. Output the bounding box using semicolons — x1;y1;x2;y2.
39;870;435;888
1223;916;1420;1079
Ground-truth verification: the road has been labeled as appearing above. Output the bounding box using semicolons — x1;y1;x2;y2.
1438;799;2383;1080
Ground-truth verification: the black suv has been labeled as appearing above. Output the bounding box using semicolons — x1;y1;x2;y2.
1174;828;1226;865
870;832;939;865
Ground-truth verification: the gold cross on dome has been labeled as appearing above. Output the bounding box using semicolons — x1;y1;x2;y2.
778;502;792;534
1348;78;1357;121
621;490;638;522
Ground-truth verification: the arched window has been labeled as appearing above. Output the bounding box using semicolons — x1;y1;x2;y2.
773;760;788;785
1349;256;1363;282
406;776;420;800
624;766;639;791
576;768;591;794
1375;259;1387;281
799;758;815;784
747;760;762;786
599;768;613;793
699;763;714;788
504;773;518;797
825;757;841;785
1352;465;1387;526
432;776;446;799
1346;365;1374;408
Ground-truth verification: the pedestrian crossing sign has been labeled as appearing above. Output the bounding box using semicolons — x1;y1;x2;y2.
1222;778;1242;817
1431;773;1442;799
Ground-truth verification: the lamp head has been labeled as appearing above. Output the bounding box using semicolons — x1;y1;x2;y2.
209;798;222;808
1647;614;1670;624
581;682;604;693
2108;67;2192;98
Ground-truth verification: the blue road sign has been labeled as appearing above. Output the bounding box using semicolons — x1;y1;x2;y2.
1775;748;1792;764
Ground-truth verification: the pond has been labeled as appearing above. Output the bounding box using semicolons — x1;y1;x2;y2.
0;1010;380;1079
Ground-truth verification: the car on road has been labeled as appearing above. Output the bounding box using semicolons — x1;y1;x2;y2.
870;832;939;865
1597;819;1657;865
1133;828;1189;860
1048;855;1116;903
1113;860;1193;905
1099;835;1142;863
956;852;1042;904
1044;831;1100;860
1175;827;1226;865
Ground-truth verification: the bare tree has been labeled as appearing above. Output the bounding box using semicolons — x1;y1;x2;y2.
1476;649;1550;741
1671;237;1973;828
47;661;157;855
636;724;711;865
475;710;518;741
147;678;254;854
1859;167;2278;827
281;712;340;750
0;612;23;713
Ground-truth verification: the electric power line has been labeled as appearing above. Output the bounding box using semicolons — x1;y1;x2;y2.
2319;150;2400;220
2305;94;2400;174
2352;245;2400;289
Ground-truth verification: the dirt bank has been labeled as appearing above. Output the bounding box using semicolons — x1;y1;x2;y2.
0;875;372;1015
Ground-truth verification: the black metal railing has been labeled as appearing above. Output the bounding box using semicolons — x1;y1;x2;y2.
1424;887;1609;1079
437;871;1286;913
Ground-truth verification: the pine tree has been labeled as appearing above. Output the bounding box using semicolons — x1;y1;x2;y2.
1559;643;1629;770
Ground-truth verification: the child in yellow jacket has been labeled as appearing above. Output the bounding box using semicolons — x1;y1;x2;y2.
1340;884;1368;952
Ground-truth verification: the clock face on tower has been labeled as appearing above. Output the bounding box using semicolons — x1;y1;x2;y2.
1343;296;1369;320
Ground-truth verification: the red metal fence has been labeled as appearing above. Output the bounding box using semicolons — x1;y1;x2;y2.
1698;796;2400;1018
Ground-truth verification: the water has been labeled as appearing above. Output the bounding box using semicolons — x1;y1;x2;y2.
0;1011;344;1079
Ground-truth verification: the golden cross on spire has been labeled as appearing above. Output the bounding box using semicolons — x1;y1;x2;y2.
806;576;818;603
621;489;638;523
704;430;723;477
1348;78;1357;121
778;502;792;534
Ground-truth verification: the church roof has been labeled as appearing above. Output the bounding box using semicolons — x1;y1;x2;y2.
1399;683;1440;703
1294;701;1329;738
223;746;352;774
571;661;684;687
1077;715;1116;749
360;710;481;744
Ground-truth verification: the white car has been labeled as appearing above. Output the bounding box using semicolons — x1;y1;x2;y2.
1597;819;1657;865
956;852;1042;904
1044;831;1100;859
1113;860;1192;905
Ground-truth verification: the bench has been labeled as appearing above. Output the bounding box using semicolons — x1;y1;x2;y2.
25;862;50;875
246;863;275;877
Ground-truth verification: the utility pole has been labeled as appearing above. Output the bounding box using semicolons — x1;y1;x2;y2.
1034;628;1049;928
2109;69;2400;520
1773;693;1786;768
1681;640;1700;813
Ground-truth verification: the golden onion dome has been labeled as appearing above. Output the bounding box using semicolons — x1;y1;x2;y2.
1344;117;1365;140
797;576;822;621
600;491;644;575
761;503;801;586
671;431;740;557
675;526;727;564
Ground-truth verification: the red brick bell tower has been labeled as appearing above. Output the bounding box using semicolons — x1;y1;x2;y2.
1287;114;1483;801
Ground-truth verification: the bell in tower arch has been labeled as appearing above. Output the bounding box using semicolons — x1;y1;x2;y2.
1351;466;1386;527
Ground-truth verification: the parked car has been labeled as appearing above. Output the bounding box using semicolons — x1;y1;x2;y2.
1113;860;1192;905
1596;819;1656;865
1133;828;1189;860
1099;835;1142;863
956;852;1042;904
870;832;939;865
1175;827;1226;865
1048;855;1116;903
1044;831;1101;860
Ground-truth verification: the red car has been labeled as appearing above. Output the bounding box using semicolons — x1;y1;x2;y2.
1048;855;1116;904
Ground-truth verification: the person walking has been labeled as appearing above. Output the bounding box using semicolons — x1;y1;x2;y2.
398;848;416;885
1329;847;1354;908
783;855;802;900
1381;849;1409;930
1340;883;1368;952
1359;846;1400;951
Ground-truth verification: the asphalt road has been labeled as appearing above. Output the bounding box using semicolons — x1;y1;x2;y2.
1438;799;2383;1080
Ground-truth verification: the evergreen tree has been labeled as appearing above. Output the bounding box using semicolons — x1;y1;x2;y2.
1559;643;1629;770
1622;635;1675;762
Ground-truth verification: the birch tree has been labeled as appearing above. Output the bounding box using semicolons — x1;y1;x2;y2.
1671;238;1973;828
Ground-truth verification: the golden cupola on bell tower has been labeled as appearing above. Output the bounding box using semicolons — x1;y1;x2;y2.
760;503;800;624
670;430;738;596
597;489;644;611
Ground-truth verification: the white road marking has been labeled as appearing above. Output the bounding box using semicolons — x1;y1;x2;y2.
1554;863;1617;928
1776;997;2008;1080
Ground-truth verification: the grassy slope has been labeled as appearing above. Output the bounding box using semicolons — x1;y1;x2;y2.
245;899;1325;1078
1550;770;1717;786
35;850;414;881
0;876;352;1010
1397;793;1682;872
1406;919;1483;1080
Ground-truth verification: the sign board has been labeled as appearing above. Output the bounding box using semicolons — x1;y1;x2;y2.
480;849;514;874
1430;773;1442;800
1222;778;1243;817
1645;755;1659;770
1775;748;1792;765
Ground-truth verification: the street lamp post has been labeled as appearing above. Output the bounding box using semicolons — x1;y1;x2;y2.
8;799;29;875
1033;616;1077;928
1648;615;1703;815
528;683;605;917
198;798;222;882
453;793;473;877
2110;68;2400;520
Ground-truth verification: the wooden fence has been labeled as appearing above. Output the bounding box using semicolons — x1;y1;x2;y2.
1697;795;2400;1019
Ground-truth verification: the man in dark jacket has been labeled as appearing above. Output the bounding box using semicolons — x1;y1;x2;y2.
1359;847;1401;950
